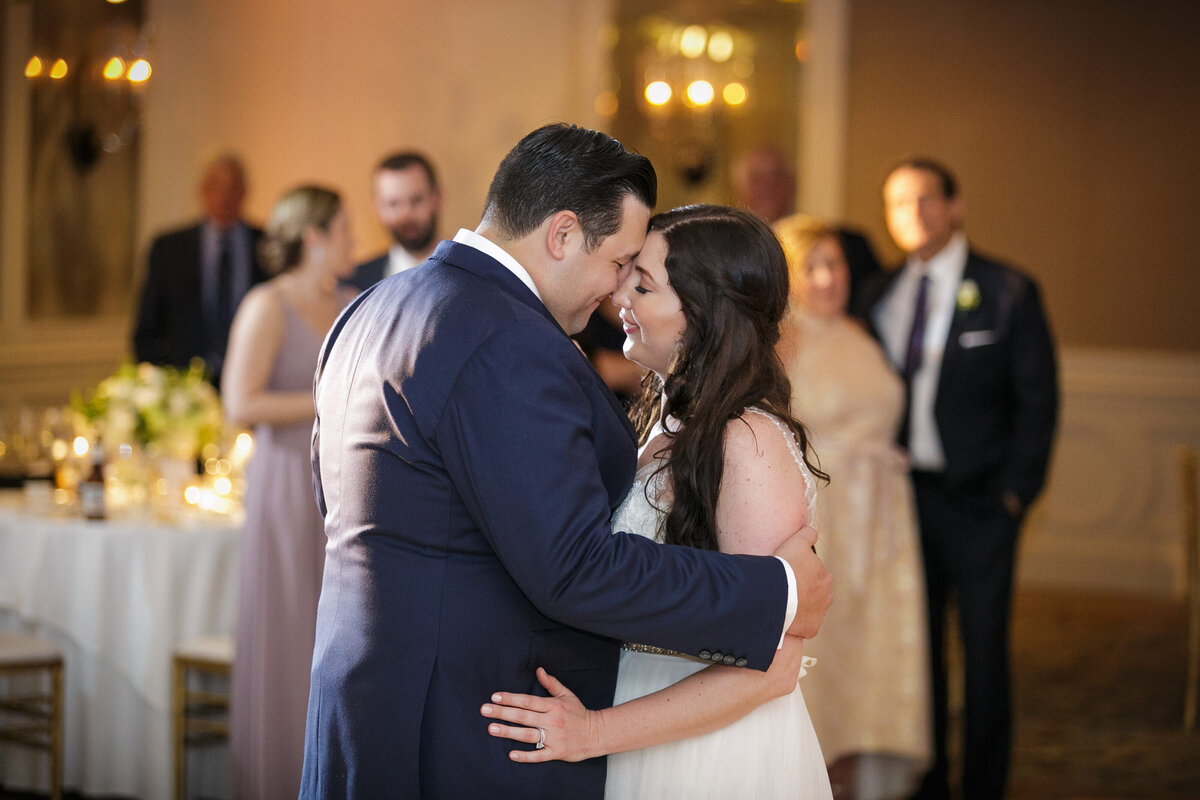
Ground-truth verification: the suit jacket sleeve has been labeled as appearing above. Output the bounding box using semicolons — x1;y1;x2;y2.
1001;277;1058;509
436;323;788;671
132;234;176;364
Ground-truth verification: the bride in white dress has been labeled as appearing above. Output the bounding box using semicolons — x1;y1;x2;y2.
482;206;835;799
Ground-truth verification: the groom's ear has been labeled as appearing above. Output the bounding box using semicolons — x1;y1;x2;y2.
544;210;581;261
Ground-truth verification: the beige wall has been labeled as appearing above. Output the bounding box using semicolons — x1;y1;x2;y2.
142;0;612;268
842;0;1200;352
1;0;613;407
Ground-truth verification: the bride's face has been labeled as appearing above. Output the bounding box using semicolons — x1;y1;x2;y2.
612;230;686;377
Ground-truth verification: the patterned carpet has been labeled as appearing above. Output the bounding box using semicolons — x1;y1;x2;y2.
1005;589;1200;799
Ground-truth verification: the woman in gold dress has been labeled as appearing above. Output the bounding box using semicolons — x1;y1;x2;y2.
775;216;932;800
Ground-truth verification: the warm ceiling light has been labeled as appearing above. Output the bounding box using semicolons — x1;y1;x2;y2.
679;25;707;59
49;58;69;79
24;55;43;77
127;59;151;83
707;31;734;63
685;80;714;106
103;56;125;80
645;81;672;106
723;82;748;106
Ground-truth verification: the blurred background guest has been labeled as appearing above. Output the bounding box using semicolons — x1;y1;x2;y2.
867;158;1058;800
731;144;796;225
221;185;357;800
573;300;645;407
347;150;442;290
132;154;267;389
731;146;882;318
775;216;932;800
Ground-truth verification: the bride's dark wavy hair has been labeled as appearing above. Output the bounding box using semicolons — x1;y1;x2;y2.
628;205;826;552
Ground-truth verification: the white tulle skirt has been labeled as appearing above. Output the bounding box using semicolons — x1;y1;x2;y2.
605;649;834;800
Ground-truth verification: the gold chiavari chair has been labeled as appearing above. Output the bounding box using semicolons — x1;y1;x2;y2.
172;634;234;800
1180;445;1199;732
0;631;63;800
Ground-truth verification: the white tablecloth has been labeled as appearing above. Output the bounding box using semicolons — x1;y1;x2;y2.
0;490;240;798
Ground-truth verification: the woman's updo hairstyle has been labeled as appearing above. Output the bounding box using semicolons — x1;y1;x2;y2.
259;185;342;275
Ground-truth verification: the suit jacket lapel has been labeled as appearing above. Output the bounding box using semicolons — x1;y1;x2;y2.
430;240;565;333
936;254;982;397
430;240;636;447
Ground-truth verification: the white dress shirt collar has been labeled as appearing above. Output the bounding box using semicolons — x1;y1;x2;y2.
906;230;968;287
386;245;422;278
452;228;542;301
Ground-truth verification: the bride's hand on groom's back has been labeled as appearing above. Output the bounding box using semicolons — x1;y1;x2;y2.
481;667;600;763
775;525;833;639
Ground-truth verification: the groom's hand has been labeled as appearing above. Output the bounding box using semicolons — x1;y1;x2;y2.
775;525;833;639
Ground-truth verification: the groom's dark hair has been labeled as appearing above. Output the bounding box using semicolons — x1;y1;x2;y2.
482;123;657;252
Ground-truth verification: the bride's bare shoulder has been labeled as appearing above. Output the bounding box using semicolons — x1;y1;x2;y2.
716;410;809;555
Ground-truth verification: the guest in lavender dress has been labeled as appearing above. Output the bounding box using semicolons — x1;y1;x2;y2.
221;185;357;799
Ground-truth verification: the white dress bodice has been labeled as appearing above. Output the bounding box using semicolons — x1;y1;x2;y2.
605;408;833;800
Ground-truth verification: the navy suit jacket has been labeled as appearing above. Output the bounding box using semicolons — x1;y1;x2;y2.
345;252;387;291
301;239;788;798
131;221;266;382
867;250;1058;510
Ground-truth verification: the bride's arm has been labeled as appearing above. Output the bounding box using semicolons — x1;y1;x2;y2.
483;633;808;762
482;413;817;762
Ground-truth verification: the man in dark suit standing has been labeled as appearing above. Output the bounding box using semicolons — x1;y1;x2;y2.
345;151;442;291
869;158;1058;800
300;124;832;798
131;155;266;388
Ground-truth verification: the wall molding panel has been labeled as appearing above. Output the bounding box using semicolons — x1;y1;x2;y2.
1019;347;1200;597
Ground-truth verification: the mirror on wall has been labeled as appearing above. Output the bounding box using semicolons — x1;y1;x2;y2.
14;0;148;320
602;0;805;213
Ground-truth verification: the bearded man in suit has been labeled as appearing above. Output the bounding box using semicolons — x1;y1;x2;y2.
346;151;442;290
132;154;266;388
868;157;1058;800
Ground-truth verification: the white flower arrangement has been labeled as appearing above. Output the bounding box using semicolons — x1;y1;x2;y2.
956;278;982;312
72;360;224;459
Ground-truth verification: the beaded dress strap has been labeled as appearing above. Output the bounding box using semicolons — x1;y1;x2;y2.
742;407;817;521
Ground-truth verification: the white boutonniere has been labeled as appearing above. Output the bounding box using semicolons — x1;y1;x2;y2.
956;279;981;312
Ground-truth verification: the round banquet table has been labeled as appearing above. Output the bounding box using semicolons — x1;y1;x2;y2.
0;489;240;798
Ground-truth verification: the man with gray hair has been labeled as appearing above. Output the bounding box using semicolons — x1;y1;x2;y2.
132;154;266;387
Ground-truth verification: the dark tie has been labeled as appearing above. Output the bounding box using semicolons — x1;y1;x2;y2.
898;274;930;449
216;233;233;329
903;274;931;380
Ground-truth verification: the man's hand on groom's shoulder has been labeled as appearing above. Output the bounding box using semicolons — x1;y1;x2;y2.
775;525;833;640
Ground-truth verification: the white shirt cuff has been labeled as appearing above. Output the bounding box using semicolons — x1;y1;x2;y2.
774;555;798;648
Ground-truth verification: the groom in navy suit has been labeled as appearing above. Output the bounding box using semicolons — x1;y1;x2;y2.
300;124;832;798
868;158;1058;800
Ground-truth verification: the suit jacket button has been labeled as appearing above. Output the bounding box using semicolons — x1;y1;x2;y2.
735;657;748;667
710;651;724;662
722;654;736;665
699;650;712;660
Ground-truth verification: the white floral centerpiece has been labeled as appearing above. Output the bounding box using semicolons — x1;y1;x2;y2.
72;360;223;460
